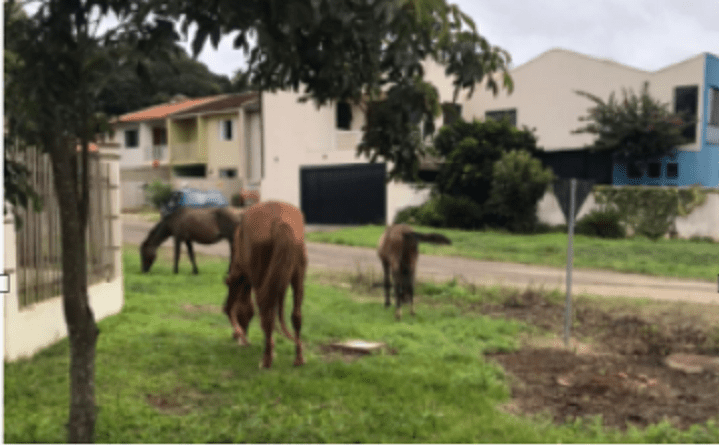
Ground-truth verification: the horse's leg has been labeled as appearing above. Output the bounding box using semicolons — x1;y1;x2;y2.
381;258;391;308
258;302;275;369
173;237;181;274
290;264;305;366
408;270;416;317
229;283;253;346
392;269;403;320
186;240;198;274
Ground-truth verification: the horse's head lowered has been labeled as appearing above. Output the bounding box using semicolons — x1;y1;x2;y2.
140;241;157;273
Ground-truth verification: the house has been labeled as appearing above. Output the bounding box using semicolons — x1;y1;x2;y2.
259;60;460;225
462;49;719;187
112;92;260;209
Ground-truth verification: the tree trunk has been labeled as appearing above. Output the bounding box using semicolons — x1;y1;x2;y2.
50;146;99;443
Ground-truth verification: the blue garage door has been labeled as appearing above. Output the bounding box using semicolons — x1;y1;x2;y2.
300;164;386;225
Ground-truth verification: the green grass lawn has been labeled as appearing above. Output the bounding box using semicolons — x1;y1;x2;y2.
5;250;718;443
305;225;719;281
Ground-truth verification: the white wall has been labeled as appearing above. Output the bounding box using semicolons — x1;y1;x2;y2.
536;188;719;241
462;49;704;152
4;148;124;362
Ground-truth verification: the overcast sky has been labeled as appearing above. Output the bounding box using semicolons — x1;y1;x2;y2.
184;0;719;79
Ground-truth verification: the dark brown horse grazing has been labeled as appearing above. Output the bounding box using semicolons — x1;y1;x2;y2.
140;206;242;274
223;201;307;369
377;224;452;320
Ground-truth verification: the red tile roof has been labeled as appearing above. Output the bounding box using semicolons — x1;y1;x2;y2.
116;95;224;123
172;92;259;117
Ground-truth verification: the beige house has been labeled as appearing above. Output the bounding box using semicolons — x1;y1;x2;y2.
113;92;260;210
260;60;462;224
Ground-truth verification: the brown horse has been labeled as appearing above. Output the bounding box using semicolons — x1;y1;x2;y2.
140;206;242;274
377;224;451;320
223;201;307;369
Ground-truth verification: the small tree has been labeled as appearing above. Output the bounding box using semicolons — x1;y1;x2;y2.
145;180;174;211
487;150;555;232
573;82;691;170
433;118;539;207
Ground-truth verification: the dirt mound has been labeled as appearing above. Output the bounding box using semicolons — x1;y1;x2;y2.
482;290;719;431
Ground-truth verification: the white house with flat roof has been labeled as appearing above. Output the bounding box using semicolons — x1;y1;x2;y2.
463;48;719;187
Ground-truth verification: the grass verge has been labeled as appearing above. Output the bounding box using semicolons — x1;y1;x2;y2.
305;225;719;281
4;249;717;443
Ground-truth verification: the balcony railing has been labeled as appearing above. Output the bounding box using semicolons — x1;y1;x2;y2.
144;145;168;162
171;142;198;163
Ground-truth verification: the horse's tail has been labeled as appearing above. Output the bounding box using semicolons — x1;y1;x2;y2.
411;231;452;245
259;218;296;342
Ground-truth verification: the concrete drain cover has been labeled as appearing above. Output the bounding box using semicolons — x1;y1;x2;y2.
327;340;386;355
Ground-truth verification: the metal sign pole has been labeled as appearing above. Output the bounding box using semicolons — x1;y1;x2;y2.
564;178;577;348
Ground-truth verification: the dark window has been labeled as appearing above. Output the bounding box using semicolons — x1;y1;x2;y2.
124;129;139;148
485;109;517;127
442;103;462;127
666;163;678;179
337;102;352;130
173;164;206;177
674;85;698;142
221;120;233;141
152;127;167;145
647;162;661;178
627;162;642;179
710;87;719;127
219;168;237;178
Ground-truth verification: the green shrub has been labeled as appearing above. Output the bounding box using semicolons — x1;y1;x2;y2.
575;209;626;239
487;150;555;233
144;180;173;210
394;194;483;229
594;185;708;241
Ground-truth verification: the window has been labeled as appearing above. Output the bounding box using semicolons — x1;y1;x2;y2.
336;102;352;130
674;85;698;142
173;164;206;177
485;109;517;127
442;103;462;127
666;163;678;179
124;129;139;148
710;87;719;127
647;162;661;178
219;168;237;178
219;120;233;141
627;162;642;179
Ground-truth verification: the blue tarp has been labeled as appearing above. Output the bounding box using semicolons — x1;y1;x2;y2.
161;188;229;217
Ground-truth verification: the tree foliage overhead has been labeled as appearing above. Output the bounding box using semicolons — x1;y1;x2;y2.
164;0;514;181
573;82;691;163
96;43;234;117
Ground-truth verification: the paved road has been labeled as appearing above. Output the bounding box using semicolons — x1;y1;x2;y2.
123;217;719;305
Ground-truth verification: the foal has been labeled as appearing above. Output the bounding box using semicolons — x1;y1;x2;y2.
223;201;307;368
377;224;451;320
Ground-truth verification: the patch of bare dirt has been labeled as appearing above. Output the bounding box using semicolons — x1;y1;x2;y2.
482;290;719;431
146;386;219;415
181;303;221;314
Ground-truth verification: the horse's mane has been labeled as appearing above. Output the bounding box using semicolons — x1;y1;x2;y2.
142;210;177;248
